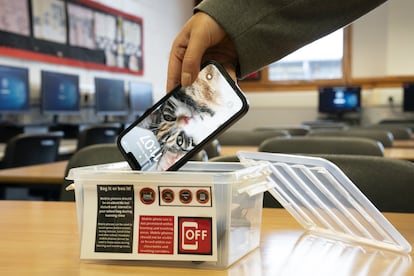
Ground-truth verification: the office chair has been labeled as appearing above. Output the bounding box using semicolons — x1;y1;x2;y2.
315;154;414;213
0;124;24;143
258;136;385;156
217;129;290;146
358;125;412;140
0;132;63;169
60;143;125;201
76;125;121;150
378;119;414;131
49;123;79;139
255;125;310;136
210;153;414;212
202;139;221;159
307;128;394;148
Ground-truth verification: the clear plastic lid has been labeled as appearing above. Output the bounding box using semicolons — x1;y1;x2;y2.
238;151;412;253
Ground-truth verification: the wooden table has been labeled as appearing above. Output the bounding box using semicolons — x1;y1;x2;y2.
384;148;414;161
0;161;68;200
393;139;414;148
0;201;412;275
0;161;68;185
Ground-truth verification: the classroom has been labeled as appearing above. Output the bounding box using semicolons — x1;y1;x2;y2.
0;0;414;275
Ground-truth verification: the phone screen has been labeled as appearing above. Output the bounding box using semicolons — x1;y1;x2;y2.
118;61;248;171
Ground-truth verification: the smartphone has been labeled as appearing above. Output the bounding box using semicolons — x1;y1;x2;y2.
117;60;249;171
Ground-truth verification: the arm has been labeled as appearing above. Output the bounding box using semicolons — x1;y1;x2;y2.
197;0;387;78
167;0;387;91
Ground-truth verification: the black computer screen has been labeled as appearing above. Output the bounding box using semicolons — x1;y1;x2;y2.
0;65;30;112
41;71;80;114
95;77;127;115
129;81;153;115
318;86;361;114
403;83;414;112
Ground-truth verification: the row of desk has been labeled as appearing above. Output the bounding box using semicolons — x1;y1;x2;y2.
0;200;412;275
0;136;413;274
0;141;414;192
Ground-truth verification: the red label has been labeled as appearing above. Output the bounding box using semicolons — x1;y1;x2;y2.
138;216;174;254
178;217;212;255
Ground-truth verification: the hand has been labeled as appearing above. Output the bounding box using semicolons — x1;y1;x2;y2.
167;12;238;91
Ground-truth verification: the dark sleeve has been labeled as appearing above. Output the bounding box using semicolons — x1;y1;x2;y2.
196;0;387;78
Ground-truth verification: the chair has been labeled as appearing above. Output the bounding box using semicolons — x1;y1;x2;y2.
49;123;79;139
76;125;121;150
0;132;63;169
359;125;412;140
307;128;394;148
0;124;24;143
315;154;414;213
189;149;208;161
202;139;221;159
217;129;290;146
378;119;414;131
258;136;385;156
210;153;414;212
60;143;125;201
255;125;310;136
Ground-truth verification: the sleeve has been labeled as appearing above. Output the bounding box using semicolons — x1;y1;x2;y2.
196;0;387;78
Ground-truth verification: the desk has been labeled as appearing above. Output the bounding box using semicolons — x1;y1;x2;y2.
0;201;412;275
394;139;414;148
222;146;414;161
0;161;67;185
384;148;414;161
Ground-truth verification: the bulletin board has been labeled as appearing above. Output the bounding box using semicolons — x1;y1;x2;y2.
0;0;143;75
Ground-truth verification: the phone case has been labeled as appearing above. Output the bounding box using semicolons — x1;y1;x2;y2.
117;60;249;171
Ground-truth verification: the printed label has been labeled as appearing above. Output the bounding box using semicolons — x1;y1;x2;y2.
95;185;134;253
138;216;174;254
178;217;212;255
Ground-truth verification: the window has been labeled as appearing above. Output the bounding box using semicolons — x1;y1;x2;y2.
268;29;344;81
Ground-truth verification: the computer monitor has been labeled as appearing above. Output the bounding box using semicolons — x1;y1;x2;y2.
318;86;361;115
41;71;80;117
403;83;414;112
0;64;30;113
128;81;153;116
94;77;127;119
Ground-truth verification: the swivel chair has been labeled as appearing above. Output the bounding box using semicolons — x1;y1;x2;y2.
258;136;385;156
60;143;125;201
0;132;63;169
76;125;121;150
217;129;290;146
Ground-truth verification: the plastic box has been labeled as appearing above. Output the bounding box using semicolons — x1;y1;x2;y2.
68;161;273;269
68;152;411;270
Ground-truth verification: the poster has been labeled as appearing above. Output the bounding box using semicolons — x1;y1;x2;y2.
31;0;67;44
67;3;95;49
0;0;30;36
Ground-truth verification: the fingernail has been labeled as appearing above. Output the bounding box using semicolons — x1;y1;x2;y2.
182;72;192;87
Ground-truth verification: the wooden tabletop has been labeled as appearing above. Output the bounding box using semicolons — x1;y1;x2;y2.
384;148;414;161
0;161;68;185
0;201;412;275
393;139;414;148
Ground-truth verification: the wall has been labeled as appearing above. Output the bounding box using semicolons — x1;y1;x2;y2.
235;0;414;130
0;0;193;124
1;0;413;130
